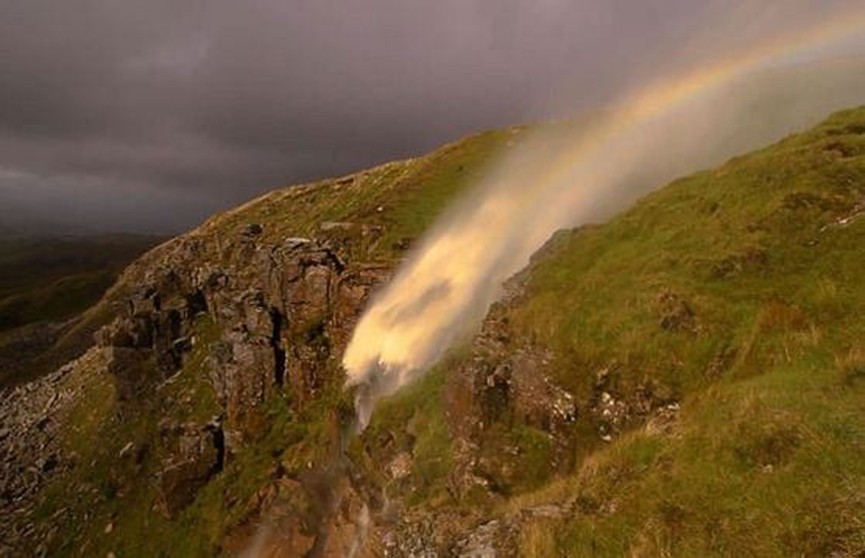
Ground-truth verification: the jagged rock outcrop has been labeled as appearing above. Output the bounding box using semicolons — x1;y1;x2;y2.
94;228;388;450
444;277;580;498
155;419;225;517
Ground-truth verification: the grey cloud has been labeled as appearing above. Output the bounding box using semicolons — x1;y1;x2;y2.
0;0;860;233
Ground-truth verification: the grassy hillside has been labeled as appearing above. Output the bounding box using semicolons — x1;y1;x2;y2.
195;127;522;262
13;107;864;556
497;106;865;555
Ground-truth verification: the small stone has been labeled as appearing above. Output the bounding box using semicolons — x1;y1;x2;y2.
172;337;192;352
387;453;413;480
241;223;263;237
118;442;134;459
104;522;114;534
40;455;58;473
285;237;311;247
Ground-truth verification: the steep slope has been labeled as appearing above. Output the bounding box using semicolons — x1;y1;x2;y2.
430;106;865;556
2;107;864;557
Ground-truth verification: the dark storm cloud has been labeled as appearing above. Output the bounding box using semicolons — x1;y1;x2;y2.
0;0;858;233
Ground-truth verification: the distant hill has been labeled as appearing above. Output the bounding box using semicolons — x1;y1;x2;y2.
0;234;163;387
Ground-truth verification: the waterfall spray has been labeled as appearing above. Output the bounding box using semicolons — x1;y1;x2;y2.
343;12;865;430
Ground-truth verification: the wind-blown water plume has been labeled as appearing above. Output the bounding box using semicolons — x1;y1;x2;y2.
344;11;865;430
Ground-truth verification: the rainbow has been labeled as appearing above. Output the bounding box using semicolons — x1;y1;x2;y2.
538;7;865;222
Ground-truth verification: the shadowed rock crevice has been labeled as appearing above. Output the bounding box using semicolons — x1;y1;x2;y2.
208;418;226;476
186;289;209;317
270;308;287;387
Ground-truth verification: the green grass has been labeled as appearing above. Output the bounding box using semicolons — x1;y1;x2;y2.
34;318;221;557
497;106;865;555
514;358;865;556
0;269;116;330
359;367;454;507
507;108;865;397
198;128;521;261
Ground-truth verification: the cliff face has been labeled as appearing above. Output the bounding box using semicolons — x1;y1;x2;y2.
3;108;865;557
0;209;389;556
95;232;380;443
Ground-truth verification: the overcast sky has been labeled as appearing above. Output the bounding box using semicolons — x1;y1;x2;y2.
0;0;860;234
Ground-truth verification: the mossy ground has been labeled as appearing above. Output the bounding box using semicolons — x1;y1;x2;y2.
357;367;454;508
